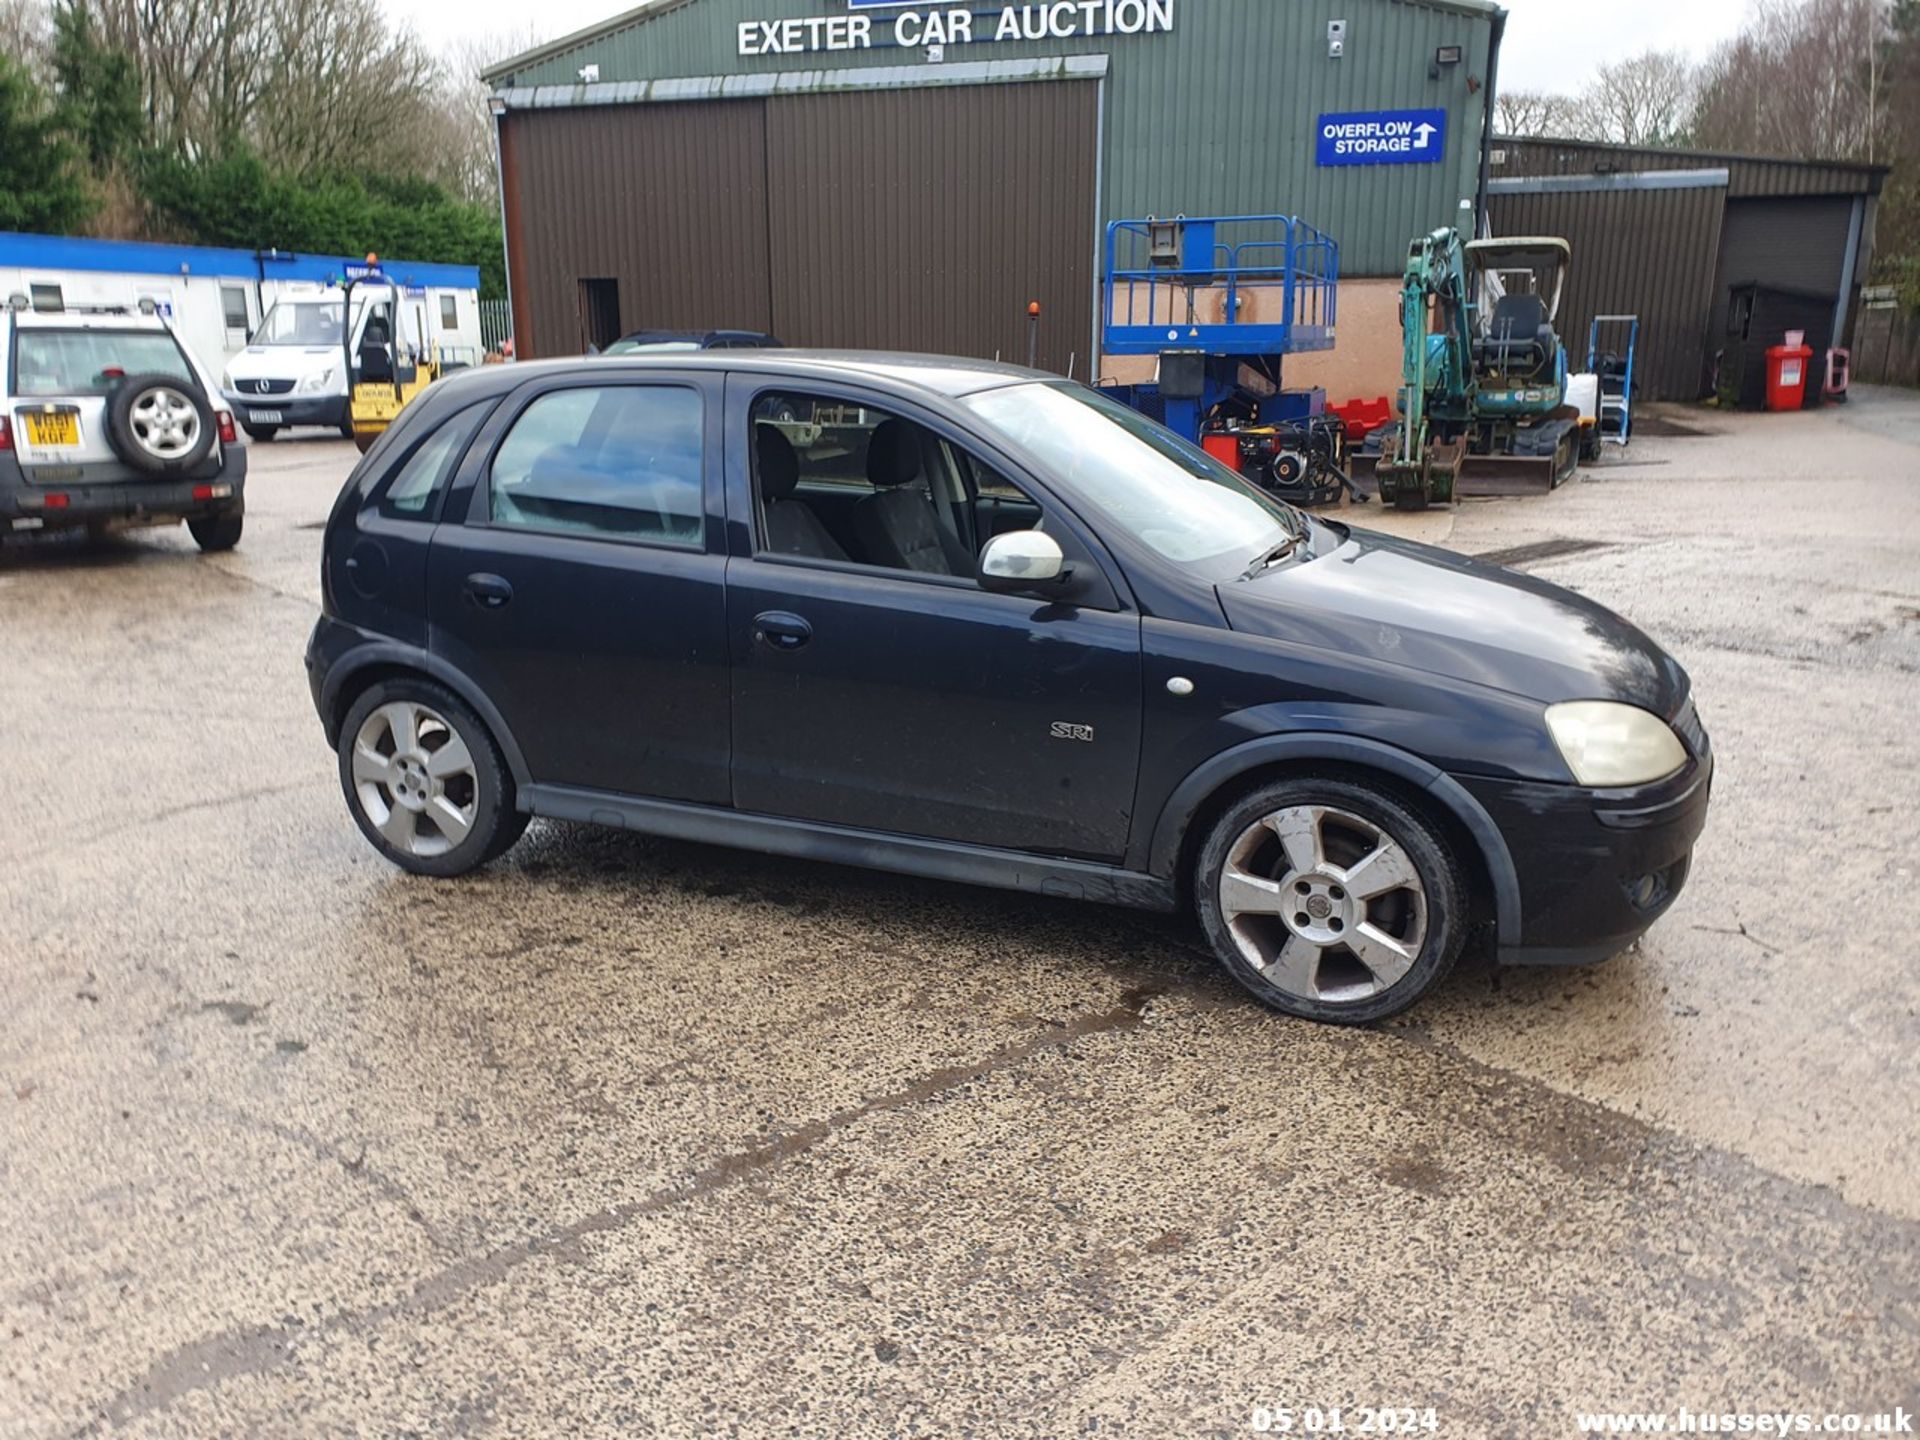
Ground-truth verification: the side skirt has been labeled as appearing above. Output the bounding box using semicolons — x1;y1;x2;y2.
522;784;1178;914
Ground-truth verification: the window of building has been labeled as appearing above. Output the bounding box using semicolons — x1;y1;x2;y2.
221;286;249;331
439;295;459;330
490;385;704;547
29;283;63;313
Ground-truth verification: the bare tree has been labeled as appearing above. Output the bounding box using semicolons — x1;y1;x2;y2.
407;26;546;205
0;0;51;78
1692;0;1892;161
1569;49;1698;146
67;0;443;171
1493;88;1579;138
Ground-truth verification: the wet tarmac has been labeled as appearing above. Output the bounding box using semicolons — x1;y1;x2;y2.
2;389;1916;1436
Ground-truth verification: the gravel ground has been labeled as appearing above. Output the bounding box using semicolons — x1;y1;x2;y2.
2;386;1916;1438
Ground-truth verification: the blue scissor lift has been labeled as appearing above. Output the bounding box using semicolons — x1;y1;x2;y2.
1100;213;1339;444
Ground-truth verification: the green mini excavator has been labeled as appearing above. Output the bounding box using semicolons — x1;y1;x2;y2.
1367;228;1582;509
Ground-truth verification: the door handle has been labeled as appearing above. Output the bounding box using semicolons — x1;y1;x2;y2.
752;610;812;652
464;572;513;610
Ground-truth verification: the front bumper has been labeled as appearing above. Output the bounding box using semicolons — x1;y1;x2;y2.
1463;754;1713;966
223;392;346;428
1;446;247;529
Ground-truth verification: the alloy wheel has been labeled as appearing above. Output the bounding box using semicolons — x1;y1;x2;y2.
1217;803;1429;1006
349;700;478;858
129;386;202;460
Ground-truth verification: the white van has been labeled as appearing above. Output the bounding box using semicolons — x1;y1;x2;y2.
222;281;481;441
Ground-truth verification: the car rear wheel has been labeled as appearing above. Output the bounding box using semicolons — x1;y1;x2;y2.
1195;776;1466;1024
337;680;526;877
187;511;243;551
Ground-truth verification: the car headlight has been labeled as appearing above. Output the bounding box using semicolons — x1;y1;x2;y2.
1545;701;1687;788
221;369;232;391
299;367;335;393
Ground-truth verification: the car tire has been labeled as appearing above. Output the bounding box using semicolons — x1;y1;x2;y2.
1195;775;1467;1024
242;423;279;442
187;511;243;552
105;373;217;476
337;679;526;877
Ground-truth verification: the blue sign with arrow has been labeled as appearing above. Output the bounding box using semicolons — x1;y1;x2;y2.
1316;109;1447;167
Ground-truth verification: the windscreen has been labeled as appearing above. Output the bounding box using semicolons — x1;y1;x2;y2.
11;329;194;397
962;382;1298;570
254;300;351;346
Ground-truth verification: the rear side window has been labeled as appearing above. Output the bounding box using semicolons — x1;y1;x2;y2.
377;403;489;520
12;329;193;397
488;385;704;548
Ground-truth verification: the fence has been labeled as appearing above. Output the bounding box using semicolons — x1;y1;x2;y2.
1853;289;1920;388
479;298;514;354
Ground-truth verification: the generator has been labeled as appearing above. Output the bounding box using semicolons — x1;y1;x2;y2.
1203;413;1356;508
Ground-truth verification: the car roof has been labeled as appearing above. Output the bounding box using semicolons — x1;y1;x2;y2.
6;309;174;331
439;350;1055;402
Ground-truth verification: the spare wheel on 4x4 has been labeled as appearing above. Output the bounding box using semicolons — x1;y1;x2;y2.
106;373;217;475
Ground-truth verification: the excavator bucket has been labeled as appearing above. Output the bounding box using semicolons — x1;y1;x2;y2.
1352;421;1578;499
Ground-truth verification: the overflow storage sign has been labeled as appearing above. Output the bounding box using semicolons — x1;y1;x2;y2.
1316;109;1447;167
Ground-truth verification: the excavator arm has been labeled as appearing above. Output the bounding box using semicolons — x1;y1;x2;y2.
1379;227;1476;507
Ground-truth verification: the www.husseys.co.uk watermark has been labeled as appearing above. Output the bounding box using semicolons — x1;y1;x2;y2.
1574;1408;1913;1434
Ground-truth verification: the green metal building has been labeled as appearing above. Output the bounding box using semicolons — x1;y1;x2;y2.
483;0;1504;371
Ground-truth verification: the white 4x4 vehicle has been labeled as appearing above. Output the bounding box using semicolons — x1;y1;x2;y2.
2;297;246;550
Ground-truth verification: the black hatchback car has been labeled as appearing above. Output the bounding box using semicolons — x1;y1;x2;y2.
307;353;1711;1023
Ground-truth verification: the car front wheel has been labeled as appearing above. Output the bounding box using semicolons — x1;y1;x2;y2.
337;680;527;876
1195;776;1467;1024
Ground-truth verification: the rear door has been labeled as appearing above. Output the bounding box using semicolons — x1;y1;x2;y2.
428;371;733;805
6;323;196;479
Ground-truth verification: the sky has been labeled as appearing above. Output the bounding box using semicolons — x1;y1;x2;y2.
388;0;1755;94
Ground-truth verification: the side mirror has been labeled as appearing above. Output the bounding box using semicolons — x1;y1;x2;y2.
978;529;1068;595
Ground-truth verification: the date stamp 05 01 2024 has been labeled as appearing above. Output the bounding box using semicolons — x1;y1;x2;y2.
1249;1407;1442;1435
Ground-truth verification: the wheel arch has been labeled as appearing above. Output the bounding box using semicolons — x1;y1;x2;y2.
1147;733;1522;946
320;644;532;792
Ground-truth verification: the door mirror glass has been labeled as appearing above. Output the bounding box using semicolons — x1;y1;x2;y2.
978;529;1066;591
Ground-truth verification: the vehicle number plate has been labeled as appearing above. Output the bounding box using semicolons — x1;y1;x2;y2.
24;412;79;446
250;410;284;424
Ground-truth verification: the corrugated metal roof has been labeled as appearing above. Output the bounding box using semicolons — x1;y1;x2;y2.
486;0;1499;277
1492;136;1887;200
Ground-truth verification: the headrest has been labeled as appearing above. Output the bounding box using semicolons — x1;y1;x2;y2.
866;419;921;488
756;424;800;500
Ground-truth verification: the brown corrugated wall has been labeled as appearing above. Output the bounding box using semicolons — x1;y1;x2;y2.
764;82;1097;375
502;100;774;358
501;81;1098;371
1489;184;1726;400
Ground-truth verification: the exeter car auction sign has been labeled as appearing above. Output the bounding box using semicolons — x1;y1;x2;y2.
739;0;1173;55
1316;109;1448;167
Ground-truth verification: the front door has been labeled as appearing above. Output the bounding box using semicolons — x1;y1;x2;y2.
722;379;1143;861
429;373;731;804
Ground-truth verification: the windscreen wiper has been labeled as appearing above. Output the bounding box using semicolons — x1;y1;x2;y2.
1238;534;1301;582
